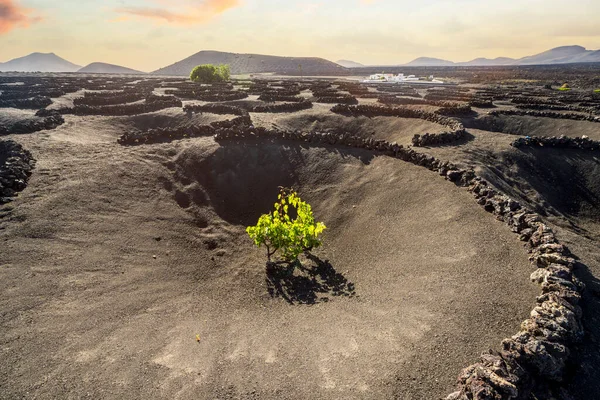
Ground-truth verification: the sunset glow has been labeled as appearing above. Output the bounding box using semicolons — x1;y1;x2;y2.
1;0;599;71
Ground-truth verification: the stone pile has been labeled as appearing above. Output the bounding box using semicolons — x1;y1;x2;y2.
0;139;35;203
512;135;600;150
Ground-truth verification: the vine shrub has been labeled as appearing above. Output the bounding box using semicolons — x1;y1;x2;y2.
246;188;326;263
190;64;231;83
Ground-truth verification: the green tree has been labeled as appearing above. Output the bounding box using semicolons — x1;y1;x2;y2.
247;188;326;263
217;64;231;81
190;64;231;83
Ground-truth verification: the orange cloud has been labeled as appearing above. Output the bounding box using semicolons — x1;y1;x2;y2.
0;0;40;34
115;0;240;25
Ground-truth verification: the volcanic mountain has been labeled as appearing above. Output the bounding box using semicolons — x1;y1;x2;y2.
459;57;516;66
336;60;365;68
0;52;81;73
363;46;600;67
151;50;348;76
514;45;600;65
77;62;145;74
404;57;456;67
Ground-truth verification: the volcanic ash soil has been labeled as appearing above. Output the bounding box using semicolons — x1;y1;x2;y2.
1;123;538;399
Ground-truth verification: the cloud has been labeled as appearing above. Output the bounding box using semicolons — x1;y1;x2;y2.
115;0;240;25
0;0;41;34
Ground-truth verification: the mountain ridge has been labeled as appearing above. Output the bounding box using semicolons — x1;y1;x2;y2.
1;46;599;75
77;62;145;74
0;52;81;72
342;45;600;67
336;59;365;68
151;50;348;76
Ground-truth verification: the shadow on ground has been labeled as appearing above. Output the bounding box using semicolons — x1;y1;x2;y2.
172;141;377;227
565;262;600;399
265;254;356;305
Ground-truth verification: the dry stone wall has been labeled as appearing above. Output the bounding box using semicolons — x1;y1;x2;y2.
118;124;216;145
412;130;467;147
257;94;305;103
491;109;600;123
0;96;52;109
250;99;313;113
38;95;182;117
315;94;358;105
512;135;600;150
74;92;146;107
436;104;474;117
210;122;585;400
330;104;467;147
0;140;35;204
183;103;248;116
0;111;64;135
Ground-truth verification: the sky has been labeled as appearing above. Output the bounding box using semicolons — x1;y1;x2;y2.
0;0;599;71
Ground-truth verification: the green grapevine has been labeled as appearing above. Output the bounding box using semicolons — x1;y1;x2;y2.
246;188;326;262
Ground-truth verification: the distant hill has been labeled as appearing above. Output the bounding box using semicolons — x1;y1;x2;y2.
578;50;600;63
152;50;348;76
459;57;515;66
78;62;145;74
513;45;600;65
404;57;455;67
397;46;600;67
3;45;600;78
0;52;81;72
336;60;365;68
514;45;587;65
